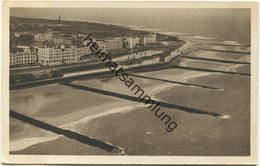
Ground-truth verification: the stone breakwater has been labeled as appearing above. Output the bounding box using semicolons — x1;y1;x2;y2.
165;40;192;63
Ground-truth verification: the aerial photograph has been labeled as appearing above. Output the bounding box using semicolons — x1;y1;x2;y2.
9;7;251;156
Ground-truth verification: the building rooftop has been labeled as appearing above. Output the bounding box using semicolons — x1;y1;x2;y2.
10;47;36;53
95;36;122;41
55;36;77;40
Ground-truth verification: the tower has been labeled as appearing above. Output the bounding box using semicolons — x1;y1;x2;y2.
59;15;61;22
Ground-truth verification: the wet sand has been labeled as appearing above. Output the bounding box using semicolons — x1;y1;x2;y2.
10;39;251;155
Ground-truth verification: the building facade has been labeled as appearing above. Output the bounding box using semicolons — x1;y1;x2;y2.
143;33;157;45
104;37;123;51
34;32;53;42
37;46;91;66
53;37;73;45
125;36;140;49
96;40;107;52
77;47;92;57
10;48;37;65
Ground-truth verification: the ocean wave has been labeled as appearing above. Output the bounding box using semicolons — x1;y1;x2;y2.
148;59;245;101
148;71;215;101
222;40;240;45
10;136;59;151
61;105;145;130
10;105;146;152
217;114;231;119
189;35;216;40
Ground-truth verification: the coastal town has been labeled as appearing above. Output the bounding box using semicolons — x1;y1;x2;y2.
9;16;177;67
11;26;156;66
10;16;184;85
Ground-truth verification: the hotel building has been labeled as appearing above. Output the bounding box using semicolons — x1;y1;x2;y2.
53;36;74;45
34;32;62;43
94;37;123;52
37;46;91;66
125;36;140;49
10;47;37;65
34;32;53;42
96;40;107;52
143;33;157;45
104;37;123;51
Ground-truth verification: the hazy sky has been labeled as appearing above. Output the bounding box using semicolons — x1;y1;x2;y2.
10;8;251;42
11;8;250;24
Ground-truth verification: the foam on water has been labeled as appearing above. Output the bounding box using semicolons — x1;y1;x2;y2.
61;105;145;130
10;105;146;152
217;114;231;119
10;136;59;151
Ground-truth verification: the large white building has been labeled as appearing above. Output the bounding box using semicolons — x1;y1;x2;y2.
143;33;157;45
104;37;123;51
96;40;107;52
37;46;91;66
34;32;53;42
94;37;123;52
34;32;62;43
10;48;37;65
125;36;140;49
53;36;74;45
107;37;123;51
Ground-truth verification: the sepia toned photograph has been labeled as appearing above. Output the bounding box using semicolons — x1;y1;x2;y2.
1;1;257;165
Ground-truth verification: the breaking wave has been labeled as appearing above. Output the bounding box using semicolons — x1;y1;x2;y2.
217;114;231;119
10;105;145;152
61;105;145;130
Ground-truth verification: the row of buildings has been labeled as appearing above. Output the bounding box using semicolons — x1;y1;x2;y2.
12;31;82;46
10;47;37;65
34;32;156;49
34;31;82;45
10;45;92;66
37;46;91;66
10;32;157;66
123;33;156;49
15;31;156;49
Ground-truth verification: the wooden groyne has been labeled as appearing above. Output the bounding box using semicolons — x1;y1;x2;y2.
202;48;250;54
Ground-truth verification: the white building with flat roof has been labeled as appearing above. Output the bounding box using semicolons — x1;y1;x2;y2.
34;32;53;42
38;46;91;66
125;36;140;49
105;37;123;51
143;33;157;45
95;37;123;52
10;48;37;65
97;40;107;52
53;36;75;45
34;32;62;43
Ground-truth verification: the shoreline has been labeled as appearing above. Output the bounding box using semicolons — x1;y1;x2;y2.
9;49;247;152
9;24;251;154
11;21;249;90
